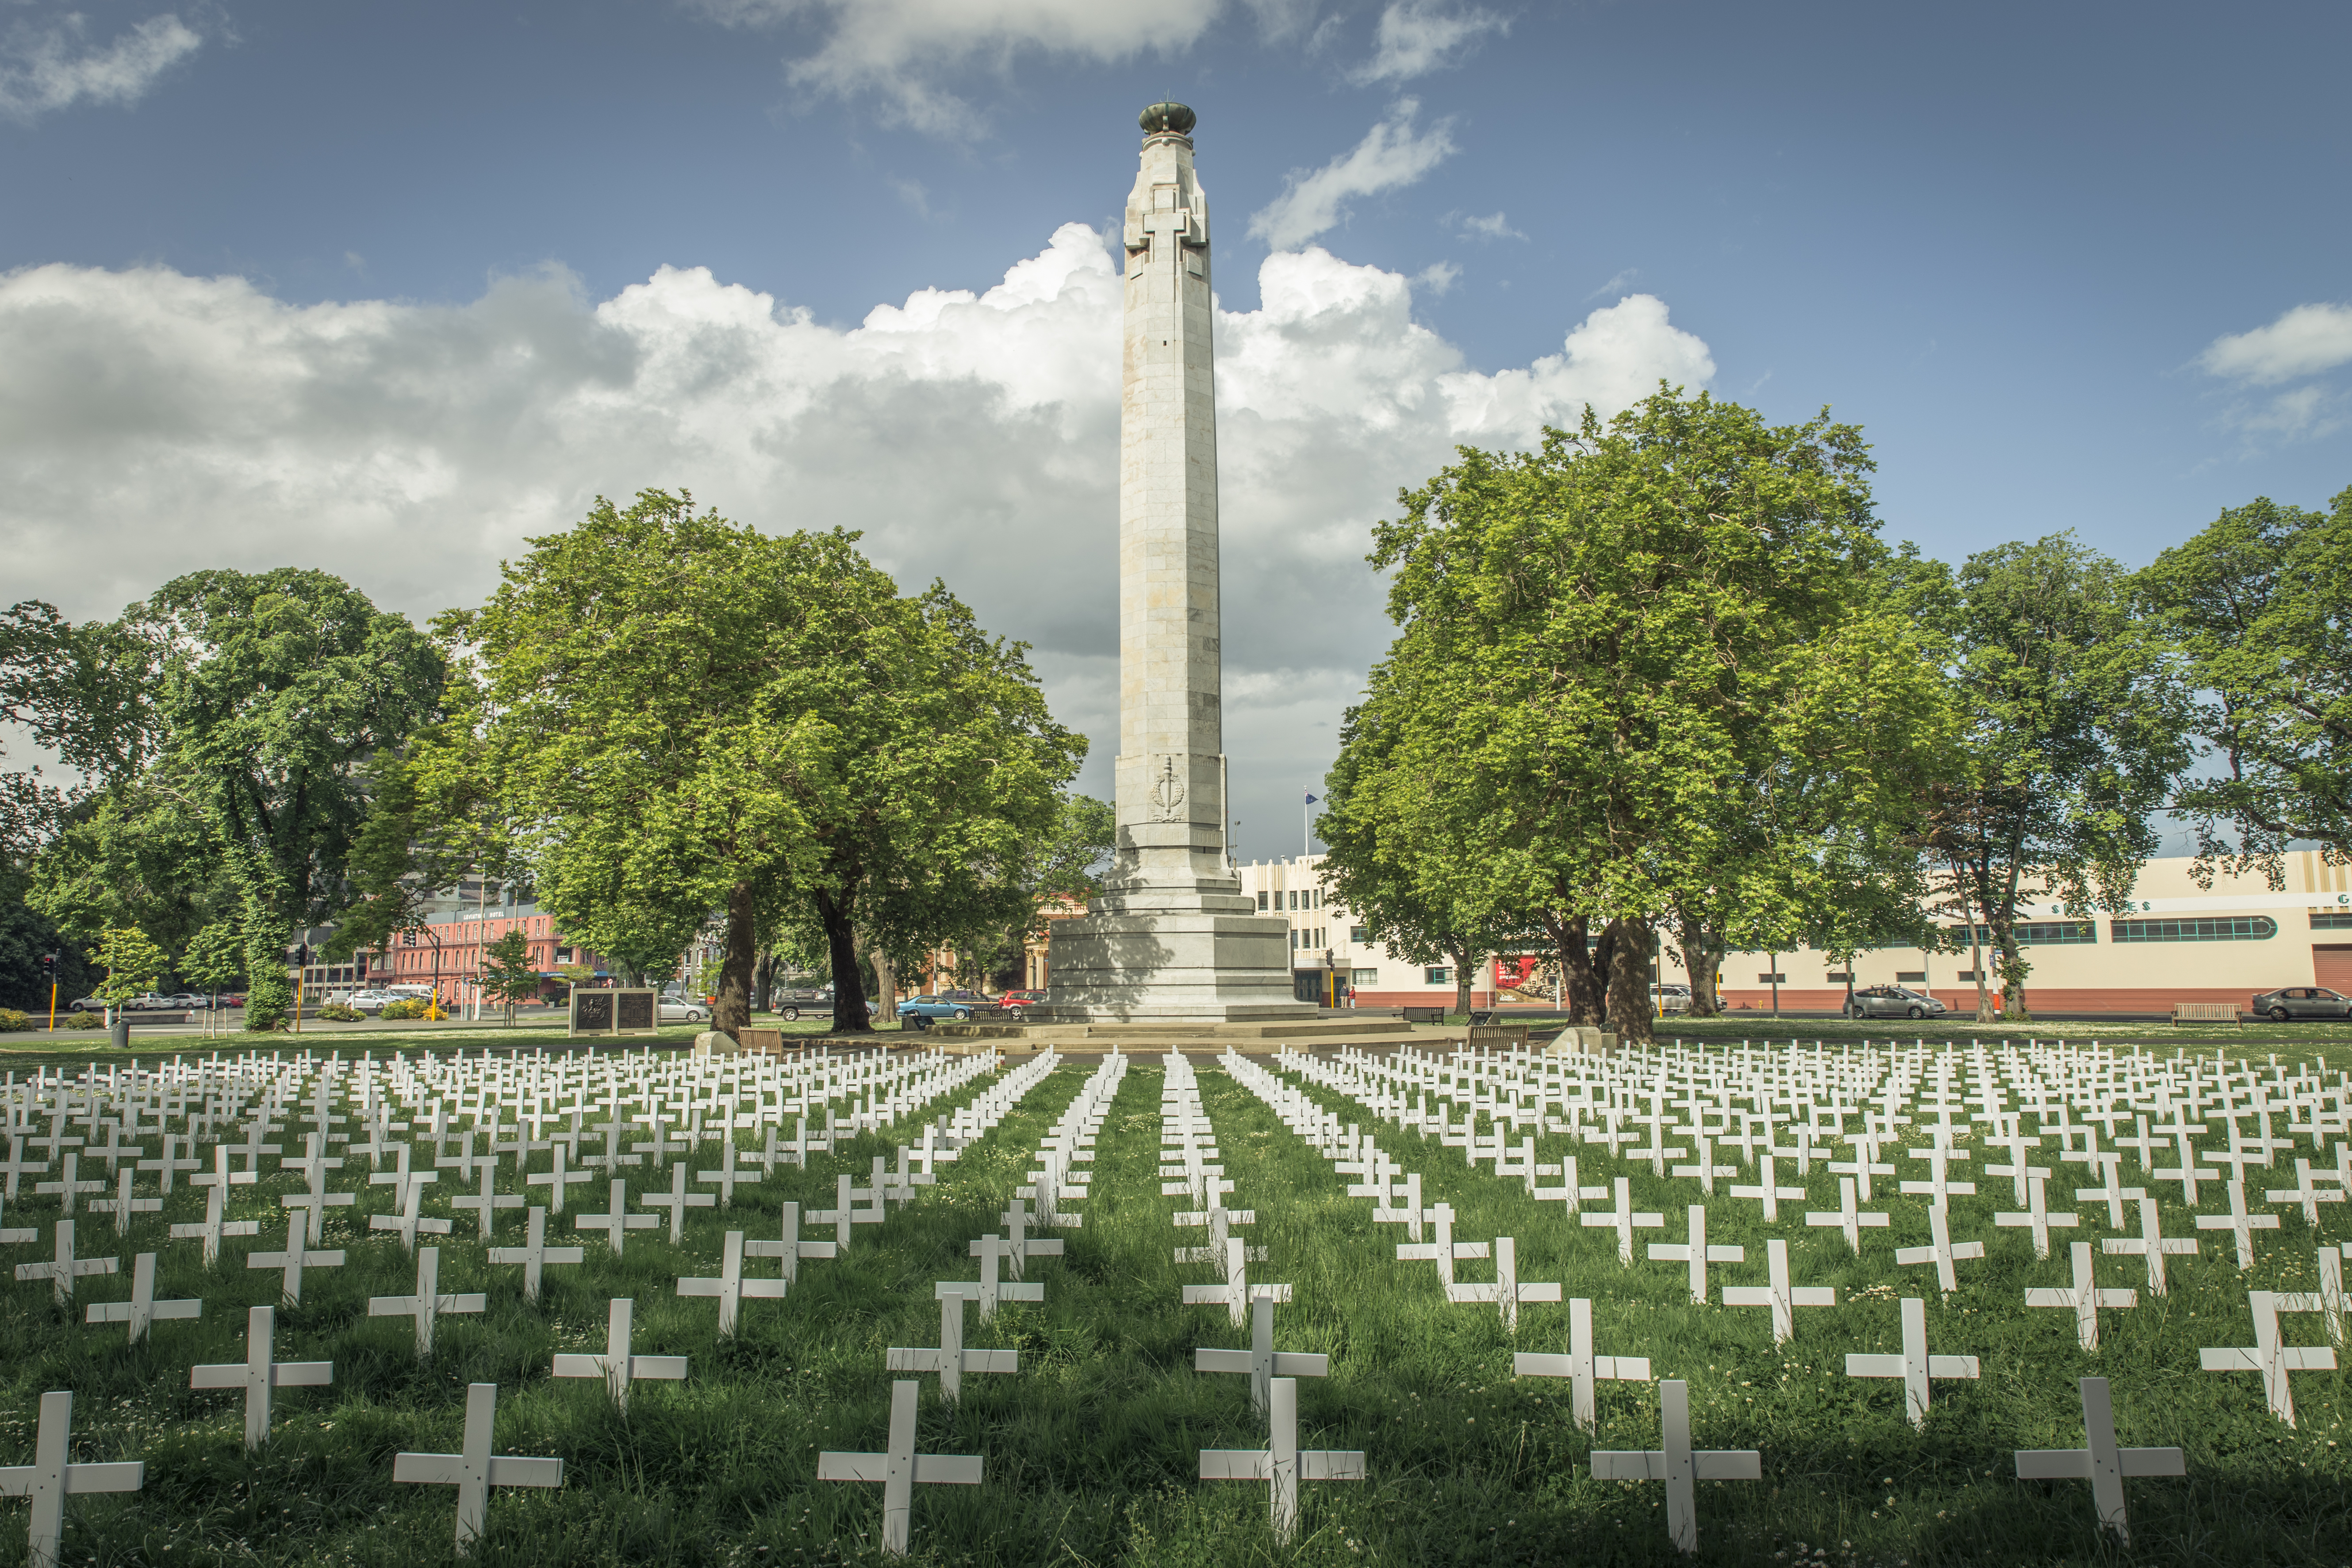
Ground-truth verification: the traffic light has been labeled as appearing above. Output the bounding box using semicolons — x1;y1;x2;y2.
40;953;56;976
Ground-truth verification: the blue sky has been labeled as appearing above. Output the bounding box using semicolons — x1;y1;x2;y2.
3;0;2348;860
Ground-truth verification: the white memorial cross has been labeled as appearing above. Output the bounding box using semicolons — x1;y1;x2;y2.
574;1179;657;1258
367;1173;450;1256
0;1191;32;1245
1804;1176;1890;1256
1590;1379;1761;1556
1174;1204;1262;1265
890;1292;1019;1404
190;1304;332;1449
1395;1202;1489;1285
678;1230;791;1337
2074;1152;2146;1230
1512;1296;1650;1432
816;1380;982;1558
1993;1167;2080;1261
2151;1123;2218;1205
369;1246;486;1358
2013;1377;2182;1547
32;1152;102;1215
1671;1135;1737;1196
943;1234;1045;1324
280;1134;353;1244
1844;1296;1978;1428
1581;1178;1666;1265
1445;1236;1562;1331
997;1198;1068;1277
1983;1119;2045;1204
1727;1155;1805;1223
1183;1236;1290;1327
1196;1291;1325;1415
2267;1158;2345;1227
1198;1376;1364;1547
392;1382;563;1555
809;1173;886;1248
1649;1205;1744;1305
1899;1144;1975;1210
1894;1207;1985;1292
83;1251;199;1342
552;1298;687;1413
638;1159;715;1243
524;1142;591;1215
0;1390;143;1568
1372;1171;1425;1238
742;1200;837;1293
489;1206;584;1304
2198;1289;2336;1426
2194;1178;2279;1269
16;1220;115;1305
2099;1197;2198;1295
450;1161;523;1241
0;1137;47;1201
174;1179;261;1269
1721;1238;1835;1345
87;1168;160;1237
246;1215;343;1306
2024;1242;2137;1351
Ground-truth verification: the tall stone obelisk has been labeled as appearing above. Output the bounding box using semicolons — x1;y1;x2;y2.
1045;102;1313;1022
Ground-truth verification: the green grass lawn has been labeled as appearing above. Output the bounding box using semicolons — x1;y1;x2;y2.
4;1049;2348;1565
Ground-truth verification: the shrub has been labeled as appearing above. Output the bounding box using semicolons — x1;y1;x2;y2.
381;998;430;1020
315;1004;364;1022
0;1008;31;1032
62;1010;103;1029
243;1004;285;1031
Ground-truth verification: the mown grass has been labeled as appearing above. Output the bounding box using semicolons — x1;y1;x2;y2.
0;1048;2347;1566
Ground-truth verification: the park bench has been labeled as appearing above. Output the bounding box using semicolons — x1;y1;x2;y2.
1399;1006;1447;1026
2170;1002;2242;1027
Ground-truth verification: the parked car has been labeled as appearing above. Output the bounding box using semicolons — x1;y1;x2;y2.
346;989;408;1015
1652;983;1693;1015
164;991;206;1009
68;995;108;1013
1846;984;1948;1020
770;998;830;1022
2250;986;2352;1022
658;997;711;1024
898;992;998;1027
998;989;1046;1018
118;992;174;1011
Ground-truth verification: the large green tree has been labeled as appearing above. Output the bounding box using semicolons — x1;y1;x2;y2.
428;490;1082;1037
1336;387;1954;1041
1902;535;2189;1020
2136;487;2352;878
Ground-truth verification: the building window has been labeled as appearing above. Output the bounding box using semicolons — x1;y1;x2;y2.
1257;890;1268;910
1289;930;1299;949
1896;971;1926;983
2313;911;2352;930
2111;916;2279;943
1953;921;2097;946
1288;890;1299;910
1825;972;1852;983
1758;973;1785;984
1957;970;1981;982
1351;968;1379;986
1426;967;1453;984
1350;925;1370;943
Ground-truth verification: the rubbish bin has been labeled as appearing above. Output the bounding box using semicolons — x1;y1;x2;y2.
110;1014;129;1050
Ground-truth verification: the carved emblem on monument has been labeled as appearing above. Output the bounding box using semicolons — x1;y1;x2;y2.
1151;755;1188;821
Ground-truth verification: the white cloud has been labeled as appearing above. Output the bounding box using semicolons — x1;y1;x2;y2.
1247;99;1457;251
2198;302;2352;385
694;0;1226;132
1456;211;1523;242
1348;0;1506;84
1414;260;1460;295
0;10;202;120
0;228;1711;859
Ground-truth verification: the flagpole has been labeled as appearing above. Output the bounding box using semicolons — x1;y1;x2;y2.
1302;791;1309;859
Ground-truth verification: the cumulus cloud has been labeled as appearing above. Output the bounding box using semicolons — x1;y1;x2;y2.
693;0;1224;132
0;10;202;120
1348;0;1506;84
1247;99;1457;251
1455;211;1523;242
0;228;1711;857
2198;302;2352;385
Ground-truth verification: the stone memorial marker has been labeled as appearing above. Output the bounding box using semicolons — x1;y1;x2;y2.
0;1390;144;1568
1580;1177;1666;1265
369;1246;485;1358
1195;1291;1326;1415
2099;1197;2198;1296
889;1293;1020;1403
1721;1238;1835;1345
1649;1205;1743;1305
489;1205;584;1304
1444;1235;1561;1331
1198;1376;1364;1547
2024;1242;2137;1351
2013;1377;2181;1547
1512;1297;1650;1432
1844;1296;1978;1428
2198;1289;2336;1426
1590;1379;1761;1555
1184;1236;1289;1326
392;1382;563;1555
190;1304;332;1449
17;1220;114;1305
574;1179;657;1258
246;1214;344;1306
553;1298;687;1412
817;1380;983;1557
942;1234;1046;1324
83;1251;199;1342
1893;1207;1985;1292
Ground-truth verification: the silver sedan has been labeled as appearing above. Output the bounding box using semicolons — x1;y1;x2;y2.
1845;985;1949;1020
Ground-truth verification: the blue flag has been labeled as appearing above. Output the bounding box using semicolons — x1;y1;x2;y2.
1304;791;1318;803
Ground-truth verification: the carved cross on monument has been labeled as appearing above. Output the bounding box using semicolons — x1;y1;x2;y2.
816;1380;983;1557
392;1382;563;1555
190;1304;332;1449
2013;1377;2182;1547
1590;1379;1761;1555
0;1390;144;1568
553;1298;686;1412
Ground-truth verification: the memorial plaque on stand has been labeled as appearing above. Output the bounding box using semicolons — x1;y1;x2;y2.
569;989;615;1036
616;990;656;1033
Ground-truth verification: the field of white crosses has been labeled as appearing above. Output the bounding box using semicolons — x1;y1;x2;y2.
2;1032;2349;1566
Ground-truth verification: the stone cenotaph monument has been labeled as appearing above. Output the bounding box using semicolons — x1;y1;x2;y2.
1043;103;1315;1022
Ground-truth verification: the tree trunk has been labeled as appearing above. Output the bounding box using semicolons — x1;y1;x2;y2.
1543;911;1603;1026
1450;946;1474;1019
1591;920;1620;1021
1604;915;1655;1043
864;931;898;1026
1673;905;1723;1018
815;886;870;1032
713;882;757;1039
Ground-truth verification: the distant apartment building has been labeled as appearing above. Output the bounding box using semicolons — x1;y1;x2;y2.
368;904;605;1007
1234;856;1500;1009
